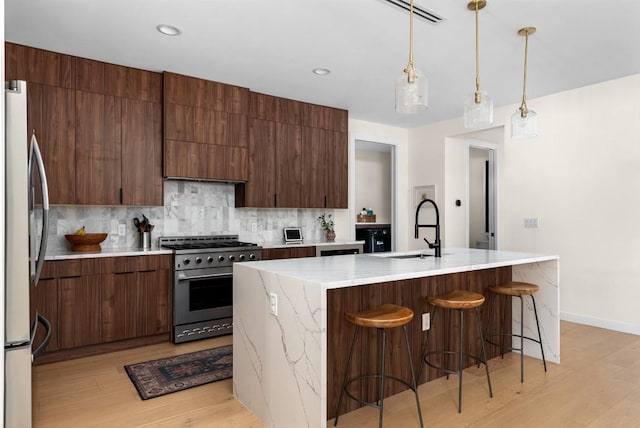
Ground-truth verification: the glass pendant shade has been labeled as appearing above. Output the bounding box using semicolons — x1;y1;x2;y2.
463;90;493;128
395;66;428;113
511;108;538;139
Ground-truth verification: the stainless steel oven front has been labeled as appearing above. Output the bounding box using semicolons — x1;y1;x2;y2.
173;266;234;343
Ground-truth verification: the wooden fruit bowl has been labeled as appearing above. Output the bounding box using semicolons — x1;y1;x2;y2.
64;233;108;252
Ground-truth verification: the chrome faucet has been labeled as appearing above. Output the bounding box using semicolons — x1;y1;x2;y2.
414;198;442;257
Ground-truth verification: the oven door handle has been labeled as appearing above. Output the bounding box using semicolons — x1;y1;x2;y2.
177;272;233;281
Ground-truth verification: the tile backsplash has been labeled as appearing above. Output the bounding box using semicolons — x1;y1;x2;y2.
46;181;340;252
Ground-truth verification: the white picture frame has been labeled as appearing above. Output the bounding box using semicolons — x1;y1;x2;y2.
413;185;436;207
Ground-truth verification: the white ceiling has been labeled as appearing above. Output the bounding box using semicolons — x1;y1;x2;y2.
5;0;640;129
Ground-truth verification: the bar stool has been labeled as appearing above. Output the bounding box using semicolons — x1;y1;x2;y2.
422;290;492;413
334;304;423;428
485;281;547;383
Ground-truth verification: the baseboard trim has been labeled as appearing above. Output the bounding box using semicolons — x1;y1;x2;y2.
560;311;640;336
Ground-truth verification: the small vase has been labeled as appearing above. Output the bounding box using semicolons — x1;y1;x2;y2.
326;230;336;242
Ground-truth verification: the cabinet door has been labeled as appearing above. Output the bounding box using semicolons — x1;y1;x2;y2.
5;43;75;89
75;90;121;205
27;83;77;204
262;247;316;260
121;98;163;206
102;270;170;342
58;275;102;349
325;131;348;209
241;118;276;207
301;127;327;208
275;122;302;207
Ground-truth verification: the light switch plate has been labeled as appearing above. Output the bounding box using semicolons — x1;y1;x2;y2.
118;223;126;236
524;218;539;228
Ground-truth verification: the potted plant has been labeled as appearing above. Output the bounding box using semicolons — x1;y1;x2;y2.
317;213;336;241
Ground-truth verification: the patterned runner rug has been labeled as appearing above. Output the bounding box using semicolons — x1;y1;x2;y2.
124;344;232;400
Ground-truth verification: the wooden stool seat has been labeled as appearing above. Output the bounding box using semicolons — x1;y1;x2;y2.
345;304;414;329
427;290;485;310
488;281;539;296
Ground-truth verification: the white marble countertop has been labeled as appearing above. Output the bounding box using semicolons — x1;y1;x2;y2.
259;239;364;249
238;247;558;289
45;247;172;260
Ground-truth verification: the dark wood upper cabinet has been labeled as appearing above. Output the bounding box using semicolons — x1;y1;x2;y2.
325;131;348;208
5;42;75;88
121;98;163;206
27;83;77;204
301;126;328;208
75;91;121;205
104;64;162;103
163;72;249;181
275;122;303;207
237;91;348;208
75;58;105;93
6;43;163;206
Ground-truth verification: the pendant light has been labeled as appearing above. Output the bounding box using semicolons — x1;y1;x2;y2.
395;0;428;113
511;27;538;139
463;0;493;128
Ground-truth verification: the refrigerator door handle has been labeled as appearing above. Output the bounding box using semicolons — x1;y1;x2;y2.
31;312;52;360
29;133;50;285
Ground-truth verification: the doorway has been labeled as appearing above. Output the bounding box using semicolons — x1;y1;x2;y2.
468;145;496;250
352;140;396;252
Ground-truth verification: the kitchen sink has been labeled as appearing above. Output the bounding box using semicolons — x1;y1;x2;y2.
389;253;433;259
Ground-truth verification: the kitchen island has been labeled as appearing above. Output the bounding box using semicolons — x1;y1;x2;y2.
232;248;559;428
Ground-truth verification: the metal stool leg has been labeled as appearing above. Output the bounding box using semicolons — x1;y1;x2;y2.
334;325;360;426
445;307;452;380
500;294;509;359
379;328;386;428
531;295;547;372
475;307;493;398
519;295;524;383
457;309;464;413
403;325;424;428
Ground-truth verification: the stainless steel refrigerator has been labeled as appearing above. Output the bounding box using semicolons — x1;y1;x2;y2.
4;80;51;427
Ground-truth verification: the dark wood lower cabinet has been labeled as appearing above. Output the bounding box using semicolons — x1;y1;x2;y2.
35;255;172;364
58;275;102;349
102;270;171;342
325;267;513;419
262;246;316;260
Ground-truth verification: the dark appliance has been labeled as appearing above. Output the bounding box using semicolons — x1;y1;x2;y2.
356;227;392;253
160;235;262;343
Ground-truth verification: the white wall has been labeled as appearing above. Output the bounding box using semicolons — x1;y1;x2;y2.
348;119;408;249
355;150;391;223
410;73;640;335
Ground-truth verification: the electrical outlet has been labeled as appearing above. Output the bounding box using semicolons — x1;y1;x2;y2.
524;218;539;228
422;313;430;331
269;292;278;316
251;223;258;233
118;223;126;236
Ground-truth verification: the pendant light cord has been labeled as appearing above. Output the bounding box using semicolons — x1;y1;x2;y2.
474;1;482;103
520;30;530;116
405;0;416;82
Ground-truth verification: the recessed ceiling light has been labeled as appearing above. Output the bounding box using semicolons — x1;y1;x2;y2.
312;68;331;76
156;24;182;36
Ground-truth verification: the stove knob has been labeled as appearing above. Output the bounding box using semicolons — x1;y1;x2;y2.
218;255;225;262
207;256;214;264
228;255;236;262
183;258;190;265
249;253;256;261
238;254;246;261
195;257;202;265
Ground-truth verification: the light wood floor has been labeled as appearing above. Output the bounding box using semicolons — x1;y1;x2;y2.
33;321;640;427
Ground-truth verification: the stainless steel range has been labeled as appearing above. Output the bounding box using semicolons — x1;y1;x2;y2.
159;235;262;343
